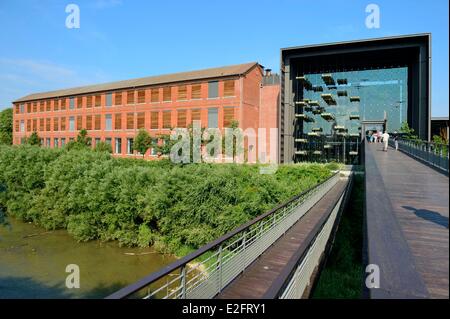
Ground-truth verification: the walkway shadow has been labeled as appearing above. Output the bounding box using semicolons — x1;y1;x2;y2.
403;206;449;228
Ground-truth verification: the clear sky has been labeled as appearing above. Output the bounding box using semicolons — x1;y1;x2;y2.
0;0;448;116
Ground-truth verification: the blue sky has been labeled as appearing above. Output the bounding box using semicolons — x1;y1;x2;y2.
0;0;448;116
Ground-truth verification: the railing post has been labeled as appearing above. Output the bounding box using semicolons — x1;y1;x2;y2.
180;265;187;299
218;244;223;293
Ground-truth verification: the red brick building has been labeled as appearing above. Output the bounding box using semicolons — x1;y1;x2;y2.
12;62;279;161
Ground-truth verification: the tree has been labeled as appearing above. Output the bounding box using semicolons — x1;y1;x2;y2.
27;131;41;146
76;129;90;146
399;121;419;140
134;129;152;158
0;108;13;145
66;129;91;150
94;141;112;153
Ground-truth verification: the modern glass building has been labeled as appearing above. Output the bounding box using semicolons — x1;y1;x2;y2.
280;34;431;164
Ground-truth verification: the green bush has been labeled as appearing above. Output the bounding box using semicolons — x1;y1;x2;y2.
0;145;333;254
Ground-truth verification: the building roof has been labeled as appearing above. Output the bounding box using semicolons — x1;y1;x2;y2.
280;33;430;53
14;62;260;103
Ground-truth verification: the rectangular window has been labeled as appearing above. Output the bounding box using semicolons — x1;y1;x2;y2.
54;138;59;148
94;115;101;130
191;84;202;99
95;138;101;146
208;108;218;128
39;101;44;112
177;110;187;128
95;95;101;107
151;88;159;103
224;80;235;97
105;93;112;107
69;98;75;109
115;92;122;105
114;113;122;130
46;118;51;131
163;87;171;102
177;85;187;100
208;81;219;99
191;109;201;124
60;117;66;131
53;99;59;111
20;120;25;132
20;103;25;113
105;114;112;131
86;96;93;108
126;113;134;129
46;100;51;112
53;117;59;131
26;103;31;113
86;115;92;130
77;96;83;108
69;116;75;131
32;102;37;113
127;138;134;154
27;119;31;132
77;115;83;130
151;111;159;129
137;112;145;129
223;107;235;127
115;138;122;154
162;111;171;129
32;119;37;131
60;98;66;110
15;120;19;132
46;138;51;147
61;138;66;147
105;138;112;145
127;90;135;104
137;90;146;103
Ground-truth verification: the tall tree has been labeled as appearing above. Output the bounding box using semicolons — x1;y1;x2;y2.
27;131;41;146
134;129;152;157
0;108;13;145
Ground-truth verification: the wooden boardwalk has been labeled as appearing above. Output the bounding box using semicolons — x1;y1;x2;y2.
365;143;449;298
216;179;348;299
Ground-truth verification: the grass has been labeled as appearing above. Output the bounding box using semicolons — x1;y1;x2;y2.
312;174;364;299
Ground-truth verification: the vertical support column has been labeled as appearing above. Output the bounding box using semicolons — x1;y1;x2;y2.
181;265;187;299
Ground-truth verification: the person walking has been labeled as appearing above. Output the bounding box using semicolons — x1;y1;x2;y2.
382;131;390;152
393;131;399;150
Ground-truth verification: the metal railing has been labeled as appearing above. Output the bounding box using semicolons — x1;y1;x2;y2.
106;172;340;299
390;139;449;173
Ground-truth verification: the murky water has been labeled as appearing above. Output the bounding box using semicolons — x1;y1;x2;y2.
0;218;176;299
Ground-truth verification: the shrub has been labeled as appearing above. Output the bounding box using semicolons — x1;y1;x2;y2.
0;145;333;254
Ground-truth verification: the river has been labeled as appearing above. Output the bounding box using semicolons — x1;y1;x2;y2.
0;217;176;298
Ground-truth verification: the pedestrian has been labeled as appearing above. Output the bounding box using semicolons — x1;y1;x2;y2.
382;131;390;152
393;131;399;150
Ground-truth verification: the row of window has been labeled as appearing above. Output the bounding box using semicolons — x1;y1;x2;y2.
15;80;236;114
23;137;159;156
15;107;236;132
